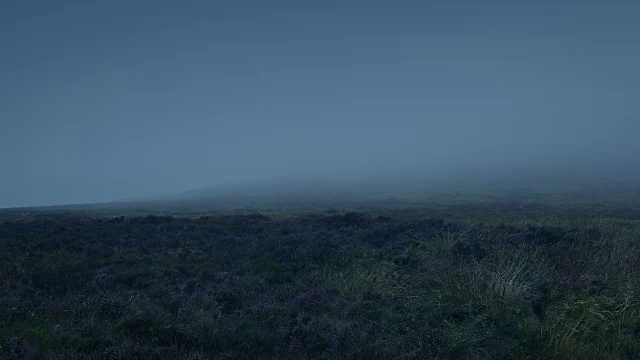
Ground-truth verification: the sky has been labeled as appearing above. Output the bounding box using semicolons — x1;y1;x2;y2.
1;0;639;207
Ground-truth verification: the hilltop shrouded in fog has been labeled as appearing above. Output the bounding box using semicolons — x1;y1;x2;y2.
2;0;639;208
3;3;640;358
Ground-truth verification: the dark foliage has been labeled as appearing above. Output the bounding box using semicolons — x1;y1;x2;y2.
1;212;639;359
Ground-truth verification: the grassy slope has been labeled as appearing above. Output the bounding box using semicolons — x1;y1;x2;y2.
1;188;640;359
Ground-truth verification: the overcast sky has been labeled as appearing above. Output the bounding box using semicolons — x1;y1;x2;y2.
1;0;639;207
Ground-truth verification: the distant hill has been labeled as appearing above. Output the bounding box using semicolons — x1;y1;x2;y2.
2;175;640;219
146;176;426;208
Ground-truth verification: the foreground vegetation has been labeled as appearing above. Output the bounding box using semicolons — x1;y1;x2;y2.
1;202;639;359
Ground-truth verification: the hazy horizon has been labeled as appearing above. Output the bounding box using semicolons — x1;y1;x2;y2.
2;0;639;208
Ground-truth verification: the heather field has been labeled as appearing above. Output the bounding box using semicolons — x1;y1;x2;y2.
1;195;640;359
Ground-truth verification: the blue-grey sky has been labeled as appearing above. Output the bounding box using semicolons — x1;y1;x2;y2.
1;0;639;207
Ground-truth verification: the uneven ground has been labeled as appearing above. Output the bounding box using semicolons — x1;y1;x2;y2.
1;194;640;359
